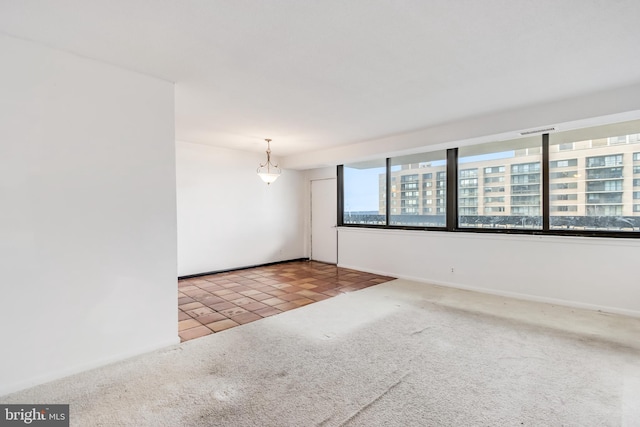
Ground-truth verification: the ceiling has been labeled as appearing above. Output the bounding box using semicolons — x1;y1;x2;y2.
2;0;640;158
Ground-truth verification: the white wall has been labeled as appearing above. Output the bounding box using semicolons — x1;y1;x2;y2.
0;35;177;395
339;228;640;317
290;85;640;320
283;83;640;170
176;141;305;276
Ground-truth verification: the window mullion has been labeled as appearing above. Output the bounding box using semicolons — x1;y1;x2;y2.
385;158;391;226
337;165;344;226
446;148;458;231
542;133;550;231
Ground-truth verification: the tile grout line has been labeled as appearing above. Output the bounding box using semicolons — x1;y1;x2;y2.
177;261;395;342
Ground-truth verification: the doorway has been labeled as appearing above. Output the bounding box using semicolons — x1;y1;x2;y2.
310;178;337;264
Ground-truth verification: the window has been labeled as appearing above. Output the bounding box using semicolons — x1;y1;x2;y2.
401;174;418;183
512;184;540;194
342;160;386;225
484;166;505;174
511;174;540;184
586;154;623;168
586;167;623;180
458;136;541;229
551;194;578;201
551;182;578;190
551;206;578;212
402;182;418;190
512;206;540;215
550;171;578;179
586;180;622;192
550;159;577;168
484;207;505;213
609;136;628;145
549;121;640;231
511;162;540;174
484;186;505;193
460;188;478;197
459;168;478;178
339;118;640;236
586;205;622;216
459;207;478;215
484;196;505;203
586;193;623;203
459;197;478;207
511;195;541;206
484;176;505;184
459;178;478;187
389;151;446;227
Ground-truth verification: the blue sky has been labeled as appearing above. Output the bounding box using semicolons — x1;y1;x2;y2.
344;167;385;212
344;151;516;211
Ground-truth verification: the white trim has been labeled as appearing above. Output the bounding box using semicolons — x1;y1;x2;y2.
0;337;180;397
310;178;338;264
338;263;640;319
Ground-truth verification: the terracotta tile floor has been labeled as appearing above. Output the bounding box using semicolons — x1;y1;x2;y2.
178;260;395;342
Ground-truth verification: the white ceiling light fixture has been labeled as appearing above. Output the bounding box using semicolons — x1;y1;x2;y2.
257;138;281;184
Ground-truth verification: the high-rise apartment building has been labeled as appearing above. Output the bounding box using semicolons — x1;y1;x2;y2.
378;133;640;230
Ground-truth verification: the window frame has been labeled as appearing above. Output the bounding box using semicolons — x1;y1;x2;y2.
338;130;640;238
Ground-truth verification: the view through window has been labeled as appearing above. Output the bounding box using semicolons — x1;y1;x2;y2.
339;119;640;235
458;137;542;229
389;151;447;227
549;122;640;231
343;160;386;225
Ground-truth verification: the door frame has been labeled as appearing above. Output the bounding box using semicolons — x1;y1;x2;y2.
310;178;338;264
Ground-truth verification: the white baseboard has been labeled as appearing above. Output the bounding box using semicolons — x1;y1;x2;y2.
0;336;180;397
338;263;640;319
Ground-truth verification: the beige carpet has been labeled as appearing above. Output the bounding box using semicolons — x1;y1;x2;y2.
3;279;640;426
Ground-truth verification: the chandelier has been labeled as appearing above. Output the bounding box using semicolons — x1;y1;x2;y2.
257;138;281;184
